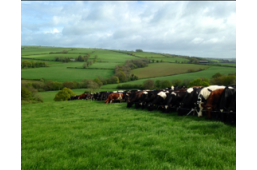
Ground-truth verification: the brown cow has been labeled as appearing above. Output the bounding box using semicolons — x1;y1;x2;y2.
203;88;225;119
105;93;124;104
78;93;87;100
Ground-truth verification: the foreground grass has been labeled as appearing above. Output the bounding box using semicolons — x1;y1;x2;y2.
22;100;236;170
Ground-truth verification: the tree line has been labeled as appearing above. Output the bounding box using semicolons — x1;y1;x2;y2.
117;73;236;90
21;60;48;68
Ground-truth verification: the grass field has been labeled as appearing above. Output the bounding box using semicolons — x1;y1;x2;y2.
22;99;236;170
21;64;114;82
131;63;209;79
103;66;236;89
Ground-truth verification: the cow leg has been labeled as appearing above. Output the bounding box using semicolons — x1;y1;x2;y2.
110;100;112;103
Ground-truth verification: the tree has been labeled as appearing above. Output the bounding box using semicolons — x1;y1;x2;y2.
54;87;76;101
63;81;74;89
136;49;143;52
172;79;182;86
143;79;155;89
83;62;87;68
115;71;126;82
87;81;99;93
94;78;103;87
160;80;172;88
212;72;223;79
152;59;155;63
155;80;161;88
188;78;209;87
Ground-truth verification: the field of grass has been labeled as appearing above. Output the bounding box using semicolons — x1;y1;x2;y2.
103;66;236;89
21;46;73;56
22;99;236;170
131;63;209;79
21;64;114;82
134;52;165;58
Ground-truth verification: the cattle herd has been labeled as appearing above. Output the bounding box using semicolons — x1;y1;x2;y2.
68;85;236;125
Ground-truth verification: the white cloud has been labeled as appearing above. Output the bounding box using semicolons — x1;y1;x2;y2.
21;1;236;58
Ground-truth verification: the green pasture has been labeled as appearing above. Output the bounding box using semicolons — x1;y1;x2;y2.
88;62;120;69
158;57;189;63
93;50;138;63
131;63;209;79
21;46;72;56
22;99;236;170
135;52;165;58
21;63;114;82
103;66;236;89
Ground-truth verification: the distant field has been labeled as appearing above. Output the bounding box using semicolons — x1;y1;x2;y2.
21;46;72;56
135;52;165;58
131;63;209;79
21;64;114;82
102;66;236;89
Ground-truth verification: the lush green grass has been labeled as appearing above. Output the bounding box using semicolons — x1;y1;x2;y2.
102;66;236;89
135;52;165;58
131;63;209;79
21;63;114;82
22;100;236;170
21;46;73;56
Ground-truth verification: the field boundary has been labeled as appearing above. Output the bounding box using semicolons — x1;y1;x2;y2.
67;67;113;70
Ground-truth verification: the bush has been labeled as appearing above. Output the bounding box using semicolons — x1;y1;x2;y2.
188;78;209;87
63;81;74;89
160;80;172;89
21;86;32;100
143;79;155;89
54;88;76;101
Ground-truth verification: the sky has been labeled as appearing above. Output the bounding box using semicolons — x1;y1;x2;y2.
21;1;236;59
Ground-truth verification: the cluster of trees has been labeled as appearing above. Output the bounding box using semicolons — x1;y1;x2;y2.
210;73;236;85
136;49;143;52
49;50;68;54
113;58;150;82
21;83;43;104
54;56;71;62
77;54;90;62
21;60;48;68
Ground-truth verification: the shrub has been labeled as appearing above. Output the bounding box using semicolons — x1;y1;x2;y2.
54;87;76;101
160;80;172;89
188;78;209;87
21;86;31;100
143;79;155;89
63;81;74;89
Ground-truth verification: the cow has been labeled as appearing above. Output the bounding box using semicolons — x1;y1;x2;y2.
78;93;88;100
105;93;124;104
162;88;188;113
203;88;225;119
147;91;169;111
177;86;203;116
127;91;144;108
68;95;79;100
141;90;161;109
216;86;236;123
196;85;226;117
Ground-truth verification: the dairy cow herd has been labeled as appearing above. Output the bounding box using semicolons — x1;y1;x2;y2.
68;85;236;124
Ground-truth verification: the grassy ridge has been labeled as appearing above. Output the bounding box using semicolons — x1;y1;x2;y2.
22;100;235;170
102;66;236;89
131;63;209;79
